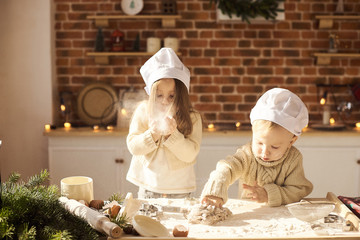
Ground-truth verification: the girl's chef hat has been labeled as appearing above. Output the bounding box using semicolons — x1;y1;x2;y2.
250;88;309;136
140;48;190;95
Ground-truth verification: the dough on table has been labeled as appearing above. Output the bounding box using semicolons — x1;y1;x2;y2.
187;204;232;225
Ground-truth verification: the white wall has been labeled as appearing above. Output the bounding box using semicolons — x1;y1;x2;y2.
0;0;54;182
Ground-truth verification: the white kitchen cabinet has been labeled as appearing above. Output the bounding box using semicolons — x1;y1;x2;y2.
295;132;360;198
46;131;137;200
195;132;252;198
46;128;360;201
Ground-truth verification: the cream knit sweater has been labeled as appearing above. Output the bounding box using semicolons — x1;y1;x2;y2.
200;143;313;207
126;101;203;170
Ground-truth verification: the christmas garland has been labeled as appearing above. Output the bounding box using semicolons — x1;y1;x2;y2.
210;0;284;23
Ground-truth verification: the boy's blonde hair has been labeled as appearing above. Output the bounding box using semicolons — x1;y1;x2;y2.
252;119;296;137
252;119;279;134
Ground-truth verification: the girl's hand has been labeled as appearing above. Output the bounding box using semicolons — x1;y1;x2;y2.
149;116;177;141
242;182;268;203
201;195;224;208
163;116;177;136
149;119;161;142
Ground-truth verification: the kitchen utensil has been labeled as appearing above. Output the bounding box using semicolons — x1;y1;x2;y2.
61;176;94;204
117;86;147;129
286;200;335;223
77;82;118;125
132;215;170;237
59;197;123;238
119;192;144;219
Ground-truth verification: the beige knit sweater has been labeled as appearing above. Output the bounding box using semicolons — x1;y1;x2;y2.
200;143;313;207
126;101;203;170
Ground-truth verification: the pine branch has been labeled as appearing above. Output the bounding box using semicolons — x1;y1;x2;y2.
0;208;15;238
1;170;102;239
18;223;37;240
108;192;124;203
7;172;21;184
25;169;49;189
210;0;284;23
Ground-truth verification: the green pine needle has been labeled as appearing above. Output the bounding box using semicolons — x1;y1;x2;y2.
210;0;284;23
108;192;124;203
0;170;102;239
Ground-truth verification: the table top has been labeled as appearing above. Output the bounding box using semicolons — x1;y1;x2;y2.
105;193;360;240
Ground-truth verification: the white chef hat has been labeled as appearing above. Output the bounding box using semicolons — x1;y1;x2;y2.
140;48;190;95
250;88;309;136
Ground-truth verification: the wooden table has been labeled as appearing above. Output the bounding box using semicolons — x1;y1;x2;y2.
107;192;360;240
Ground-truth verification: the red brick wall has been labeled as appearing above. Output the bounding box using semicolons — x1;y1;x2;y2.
54;0;360;128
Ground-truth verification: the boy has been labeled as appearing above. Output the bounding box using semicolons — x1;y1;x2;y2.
201;88;313;207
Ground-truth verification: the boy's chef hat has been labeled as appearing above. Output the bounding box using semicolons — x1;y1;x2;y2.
250;88;309;136
140;48;190;95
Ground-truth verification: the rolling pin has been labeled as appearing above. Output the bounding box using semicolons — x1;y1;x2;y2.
59;197;123;238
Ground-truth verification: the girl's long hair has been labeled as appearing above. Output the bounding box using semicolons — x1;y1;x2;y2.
148;79;194;136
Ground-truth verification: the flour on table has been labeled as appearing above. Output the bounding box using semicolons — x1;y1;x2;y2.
139;198;335;238
187;204;232;225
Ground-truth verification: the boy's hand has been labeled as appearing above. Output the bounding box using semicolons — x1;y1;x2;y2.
201;195;224;208
242;182;268;203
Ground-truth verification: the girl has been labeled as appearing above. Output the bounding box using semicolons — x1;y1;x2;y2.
126;48;202;199
201;88;313;207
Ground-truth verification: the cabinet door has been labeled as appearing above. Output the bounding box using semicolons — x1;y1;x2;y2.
299;147;360;198
49;146;133;200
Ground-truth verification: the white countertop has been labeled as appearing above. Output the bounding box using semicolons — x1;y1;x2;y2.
43;127;360;137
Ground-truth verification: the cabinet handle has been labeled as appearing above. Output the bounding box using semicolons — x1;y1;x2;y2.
357;159;360;165
115;158;124;164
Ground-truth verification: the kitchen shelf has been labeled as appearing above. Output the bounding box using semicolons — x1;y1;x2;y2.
314;52;360;65
86;51;182;64
315;15;360;29
86;14;181;28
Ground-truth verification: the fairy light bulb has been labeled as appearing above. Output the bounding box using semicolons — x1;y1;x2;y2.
44;124;51;131
320;91;328;105
320;98;326;105
235;122;241;128
329;118;335;125
355;122;360;129
60;104;66;112
64;122;71;129
302;124;309;132
208;123;215;130
121;108;127;116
